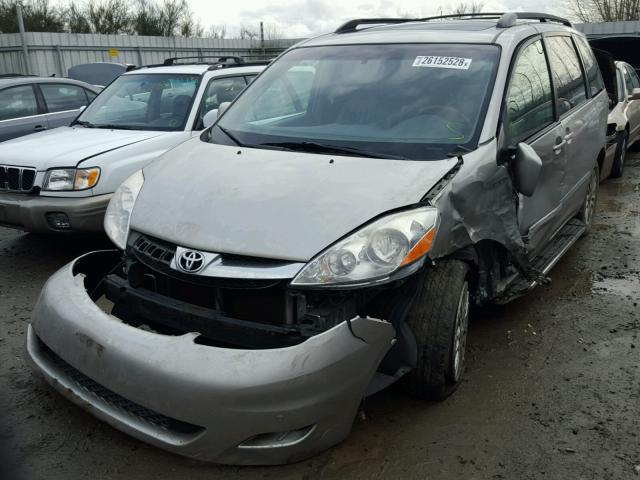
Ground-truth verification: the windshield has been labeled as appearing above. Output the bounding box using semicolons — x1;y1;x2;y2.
213;44;499;159
75;73;199;131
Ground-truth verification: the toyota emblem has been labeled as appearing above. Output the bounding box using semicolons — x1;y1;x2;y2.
177;250;205;273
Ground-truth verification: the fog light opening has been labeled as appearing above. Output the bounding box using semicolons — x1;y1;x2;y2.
238;424;316;449
46;212;71;231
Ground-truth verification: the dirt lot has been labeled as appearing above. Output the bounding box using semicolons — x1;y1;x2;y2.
1;156;639;480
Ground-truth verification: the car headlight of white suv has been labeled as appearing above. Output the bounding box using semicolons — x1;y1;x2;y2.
104;170;144;249
291;206;439;287
42;168;101;191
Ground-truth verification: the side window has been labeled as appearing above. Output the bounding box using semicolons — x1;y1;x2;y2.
546;36;588;115
199;76;247;124
574;36;605;96
622;65;635;96
626;65;640;90
40;84;88;113
506;40;554;142
0;85;38;121
85;89;97;102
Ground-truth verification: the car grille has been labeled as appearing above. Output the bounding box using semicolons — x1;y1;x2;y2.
37;336;204;436
132;234;175;267
0;165;37;192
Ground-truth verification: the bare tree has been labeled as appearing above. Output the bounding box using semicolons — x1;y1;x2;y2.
87;0;131;34
0;0;64;33
206;24;226;39
66;1;91;33
449;2;484;15
239;23;258;40
568;0;640;22
262;22;284;40
179;3;202;37
131;0;163;35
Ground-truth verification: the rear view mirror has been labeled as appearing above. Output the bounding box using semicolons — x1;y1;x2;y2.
202;109;218;129
629;87;640;101
512;143;542;197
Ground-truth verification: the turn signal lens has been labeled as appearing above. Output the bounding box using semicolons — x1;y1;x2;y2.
74;168;100;190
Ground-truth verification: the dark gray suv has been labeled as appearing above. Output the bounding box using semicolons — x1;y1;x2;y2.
0;76;99;142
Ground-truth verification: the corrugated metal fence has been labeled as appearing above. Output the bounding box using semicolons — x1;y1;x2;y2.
0;32;301;77
575;21;640;38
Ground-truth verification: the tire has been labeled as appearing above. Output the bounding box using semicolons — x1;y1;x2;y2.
579;164;599;236
610;131;628;178
401;259;470;401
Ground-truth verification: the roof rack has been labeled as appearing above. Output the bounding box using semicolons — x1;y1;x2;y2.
162;55;245;66
335;11;572;34
207;60;272;70
497;12;573;28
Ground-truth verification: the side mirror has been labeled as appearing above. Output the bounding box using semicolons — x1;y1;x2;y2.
512;142;542;197
218;101;231;117
78;105;86;113
202;109;218;129
629;87;640;101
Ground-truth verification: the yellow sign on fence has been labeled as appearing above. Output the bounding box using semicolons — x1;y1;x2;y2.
108;48;119;58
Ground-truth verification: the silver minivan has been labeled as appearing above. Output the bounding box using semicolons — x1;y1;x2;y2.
27;13;608;465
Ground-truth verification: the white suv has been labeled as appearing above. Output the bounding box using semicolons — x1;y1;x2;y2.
0;57;266;233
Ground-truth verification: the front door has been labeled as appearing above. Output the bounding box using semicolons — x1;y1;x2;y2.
504;37;566;255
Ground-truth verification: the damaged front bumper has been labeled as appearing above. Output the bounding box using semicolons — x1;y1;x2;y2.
26;251;396;465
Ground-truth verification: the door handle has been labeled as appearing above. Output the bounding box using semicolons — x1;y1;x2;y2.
553;138;565;154
564;132;574;143
33;125;47;131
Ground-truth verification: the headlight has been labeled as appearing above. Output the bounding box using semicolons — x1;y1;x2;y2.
42;168;100;191
104;170;144;249
291;206;439;287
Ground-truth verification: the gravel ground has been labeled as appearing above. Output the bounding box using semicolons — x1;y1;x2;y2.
1;155;639;480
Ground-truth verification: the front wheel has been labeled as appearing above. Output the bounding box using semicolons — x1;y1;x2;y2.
579;164;599;235
401;260;470;401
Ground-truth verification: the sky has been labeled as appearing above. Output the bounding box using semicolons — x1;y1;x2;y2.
190;0;563;38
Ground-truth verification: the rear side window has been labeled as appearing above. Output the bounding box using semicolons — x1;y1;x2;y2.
0;85;38;121
40;84;88;113
546;36;588;115
574;36;605;97
506;40;554;142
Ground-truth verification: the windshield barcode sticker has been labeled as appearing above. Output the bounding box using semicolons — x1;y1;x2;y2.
412;56;472;69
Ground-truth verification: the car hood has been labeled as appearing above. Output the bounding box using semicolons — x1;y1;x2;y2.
0;127;165;170
131;141;458;262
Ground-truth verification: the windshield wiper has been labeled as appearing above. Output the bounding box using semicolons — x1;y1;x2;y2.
261;141;407;160
71;120;95;128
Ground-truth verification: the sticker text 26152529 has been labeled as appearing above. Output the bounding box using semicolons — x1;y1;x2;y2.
412;56;472;70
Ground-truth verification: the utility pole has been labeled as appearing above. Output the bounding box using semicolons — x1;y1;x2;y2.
16;1;32;74
260;21;265;58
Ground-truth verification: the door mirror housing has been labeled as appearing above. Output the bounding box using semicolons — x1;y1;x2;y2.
218;101;231;117
628;87;640;101
512;142;542;197
202;109;218;129
78;105;86;113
